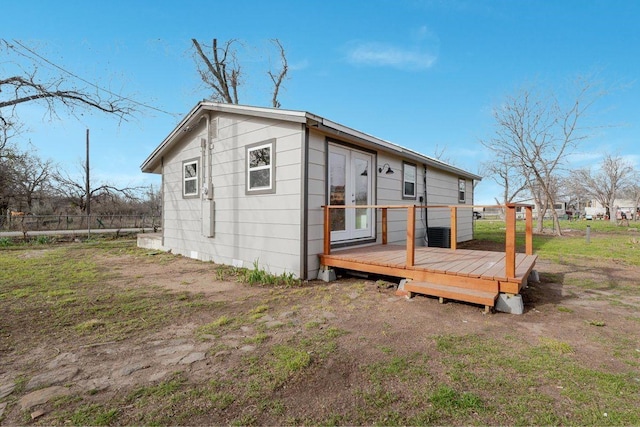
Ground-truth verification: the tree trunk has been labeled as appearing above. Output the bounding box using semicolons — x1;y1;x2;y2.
608;198;617;223
534;201;544;233
551;209;562;236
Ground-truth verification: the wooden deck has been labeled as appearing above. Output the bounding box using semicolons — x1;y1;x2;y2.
320;244;537;296
319;204;537;310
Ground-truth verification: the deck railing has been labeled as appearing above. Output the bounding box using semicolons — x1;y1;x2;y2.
322;204;533;280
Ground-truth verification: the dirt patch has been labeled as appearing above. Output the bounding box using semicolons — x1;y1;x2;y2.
1;242;639;425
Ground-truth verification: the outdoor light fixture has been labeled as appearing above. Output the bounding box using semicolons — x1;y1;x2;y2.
378;163;394;174
360;168;368;176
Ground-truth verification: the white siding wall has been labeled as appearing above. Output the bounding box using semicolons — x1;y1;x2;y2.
162;114;304;277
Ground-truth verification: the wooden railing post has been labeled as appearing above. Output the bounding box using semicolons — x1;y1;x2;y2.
323;205;331;255
525;206;533;255
505;204;516;278
450;206;458;250
406;206;415;267
382;208;388;245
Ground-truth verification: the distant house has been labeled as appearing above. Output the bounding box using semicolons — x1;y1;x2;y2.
139;102;481;279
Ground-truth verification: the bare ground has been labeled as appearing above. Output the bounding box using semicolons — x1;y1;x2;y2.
1;242;639;425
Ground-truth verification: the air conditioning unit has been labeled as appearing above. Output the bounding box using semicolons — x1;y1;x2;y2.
427;227;451;248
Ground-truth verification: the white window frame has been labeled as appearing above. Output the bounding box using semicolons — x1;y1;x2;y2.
183;159;199;198
246;139;276;195
402;162;417;199
458;178;466;203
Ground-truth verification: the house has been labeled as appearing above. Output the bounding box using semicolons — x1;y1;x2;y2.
139;102;482;280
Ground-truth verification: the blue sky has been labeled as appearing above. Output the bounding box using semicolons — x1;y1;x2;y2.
4;0;639;203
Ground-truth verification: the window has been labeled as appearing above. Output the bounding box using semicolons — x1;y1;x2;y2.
183;159;199;198
246;139;275;194
458;178;466;203
403;162;417;199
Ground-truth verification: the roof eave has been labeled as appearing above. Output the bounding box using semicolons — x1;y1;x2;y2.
142;101;482;181
311;118;482;181
140;102;308;173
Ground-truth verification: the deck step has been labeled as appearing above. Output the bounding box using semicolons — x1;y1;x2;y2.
404;281;499;307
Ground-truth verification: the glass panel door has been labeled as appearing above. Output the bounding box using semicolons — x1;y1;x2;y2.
328;144;373;242
329;148;346;236
352;153;372;238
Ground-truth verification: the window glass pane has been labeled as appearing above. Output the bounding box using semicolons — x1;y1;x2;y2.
354;157;369;230
184;179;197;195
185;163;197;178
249;169;270;189
250;147;270;168
404;164;416;197
329;151;346;232
329;152;346;205
405;182;415;197
404;165;415;182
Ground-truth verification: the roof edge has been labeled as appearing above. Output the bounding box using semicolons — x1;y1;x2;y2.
141;102;482;181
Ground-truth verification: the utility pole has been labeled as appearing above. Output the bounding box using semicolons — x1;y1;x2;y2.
86;129;91;237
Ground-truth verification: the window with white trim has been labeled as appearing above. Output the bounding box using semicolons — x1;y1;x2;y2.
246;139;275;194
183;159;199;198
458;178;466;203
403;162;417;199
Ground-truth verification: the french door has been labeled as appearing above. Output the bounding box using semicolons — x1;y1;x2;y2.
328;143;374;242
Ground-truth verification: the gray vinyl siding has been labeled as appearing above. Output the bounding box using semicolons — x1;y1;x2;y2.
305;131;327;279
162;114;304;276
375;154;426;246
425;168;473;242
162;133;205;255
160;113;474;280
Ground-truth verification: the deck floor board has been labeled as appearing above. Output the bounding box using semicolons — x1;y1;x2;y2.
322;244;536;286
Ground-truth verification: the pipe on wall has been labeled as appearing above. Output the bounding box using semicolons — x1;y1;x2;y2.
198;113;214;200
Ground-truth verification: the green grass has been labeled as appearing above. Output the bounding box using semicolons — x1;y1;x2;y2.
65;404;118;426
2;237;639;426
240;259;303;287
473;219;640;266
0;240;212;346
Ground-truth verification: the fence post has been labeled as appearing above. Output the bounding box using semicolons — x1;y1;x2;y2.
406;206;415;267
382;208;388;245
323;206;331;256
505;204;516;278
450;206;458;250
525;206;533;255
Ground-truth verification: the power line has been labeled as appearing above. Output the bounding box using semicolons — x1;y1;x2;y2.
10;39;181;118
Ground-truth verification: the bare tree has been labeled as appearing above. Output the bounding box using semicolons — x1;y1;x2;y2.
0;40;136;153
625;181;640;220
481;79;601;235
0;146;19;218
560;174;591;217
52;163;141;214
9;148;54;212
192;38;288;108
482;151;528;207
267;39;288;109
570;154;635;223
